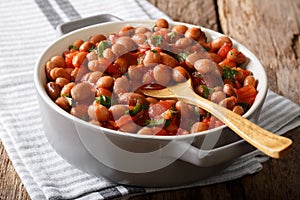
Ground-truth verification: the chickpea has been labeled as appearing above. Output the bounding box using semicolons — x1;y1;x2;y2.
50;56;65;68
46;82;60;100
89;34;106;44
45;61;57;78
227;48;247;64
86;51;98;61
184;27;202;40
61;82;75;97
175;37;193;48
119;26;135;36
102;48;115;63
172;66;188;82
64;68;74;77
111;43;127;57
160;52;178;68
146;97;158;104
156;18;169;28
70;67;87;82
118;92;146;105
219;96;237;110
128;65;144;80
232;105;244;115
208;52;222;63
70;104;89;119
185;52;203;69
142;70;155;84
109;104;128;120
135;26;151;34
50;67;70;81
79;41;94;52
132;33;147;45
116;115;138;133
55;97;71;111
55;77;70;88
96;88;112;97
88;103;109;122
210;36;232;52
96;76;114;89
175;100;189;114
223;83;236;97
171;25;188;34
137;127;153;135
194;59;215;74
153;64;171;86
114;57;129;75
210;91;226;103
113;76;131;94
243;75;257;88
70;82;95;102
83;71;103;85
190;122;209;133
116;36;135;52
72;39;84;50
143;50;161;65
234;68;244;82
88;59;107;72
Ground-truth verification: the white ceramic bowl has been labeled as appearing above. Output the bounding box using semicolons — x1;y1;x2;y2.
34;18;268;187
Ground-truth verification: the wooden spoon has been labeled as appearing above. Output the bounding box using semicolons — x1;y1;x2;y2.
141;78;292;158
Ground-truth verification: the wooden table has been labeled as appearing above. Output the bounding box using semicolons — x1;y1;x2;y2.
1;0;299;199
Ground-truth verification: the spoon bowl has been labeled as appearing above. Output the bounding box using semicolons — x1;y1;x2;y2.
141;78;293;158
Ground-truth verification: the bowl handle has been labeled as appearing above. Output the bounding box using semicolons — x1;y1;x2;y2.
176;140;256;167
56;14;122;36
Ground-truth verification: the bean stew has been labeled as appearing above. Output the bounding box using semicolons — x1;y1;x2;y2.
45;18;258;136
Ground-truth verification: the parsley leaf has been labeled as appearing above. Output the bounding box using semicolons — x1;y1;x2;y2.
95;95;112;108
222;67;238;81
150;35;164;47
68;45;79;51
97;41;112;58
174;51;190;62
167;31;177;43
202;85;214;99
128;103;149;116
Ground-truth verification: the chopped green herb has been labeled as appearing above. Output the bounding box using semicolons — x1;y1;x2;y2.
64;96;76;107
137;57;144;65
68;45;79;51
175;51;190;62
167;31;177;43
202;85;214;99
238;102;249;112
88;45;95;53
128;103;149;116
164;119;172;127
146;118;165;126
150;49;158;53
222;67;238;81
95;95;112;108
97;41;112;58
150;35;164;46
168;107;178;116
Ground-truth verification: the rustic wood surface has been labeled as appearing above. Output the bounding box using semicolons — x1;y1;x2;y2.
0;0;299;199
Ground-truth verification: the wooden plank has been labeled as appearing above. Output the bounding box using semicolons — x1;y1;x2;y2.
0;140;30;200
148;0;219;31
218;0;300;104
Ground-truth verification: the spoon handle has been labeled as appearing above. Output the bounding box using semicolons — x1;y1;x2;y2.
183;94;292;159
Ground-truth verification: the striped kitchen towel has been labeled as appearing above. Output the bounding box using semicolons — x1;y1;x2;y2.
0;0;299;200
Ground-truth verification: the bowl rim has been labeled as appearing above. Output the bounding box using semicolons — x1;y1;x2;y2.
34;20;268;141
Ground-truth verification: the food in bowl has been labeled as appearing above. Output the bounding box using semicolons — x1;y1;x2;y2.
45;18;258;136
